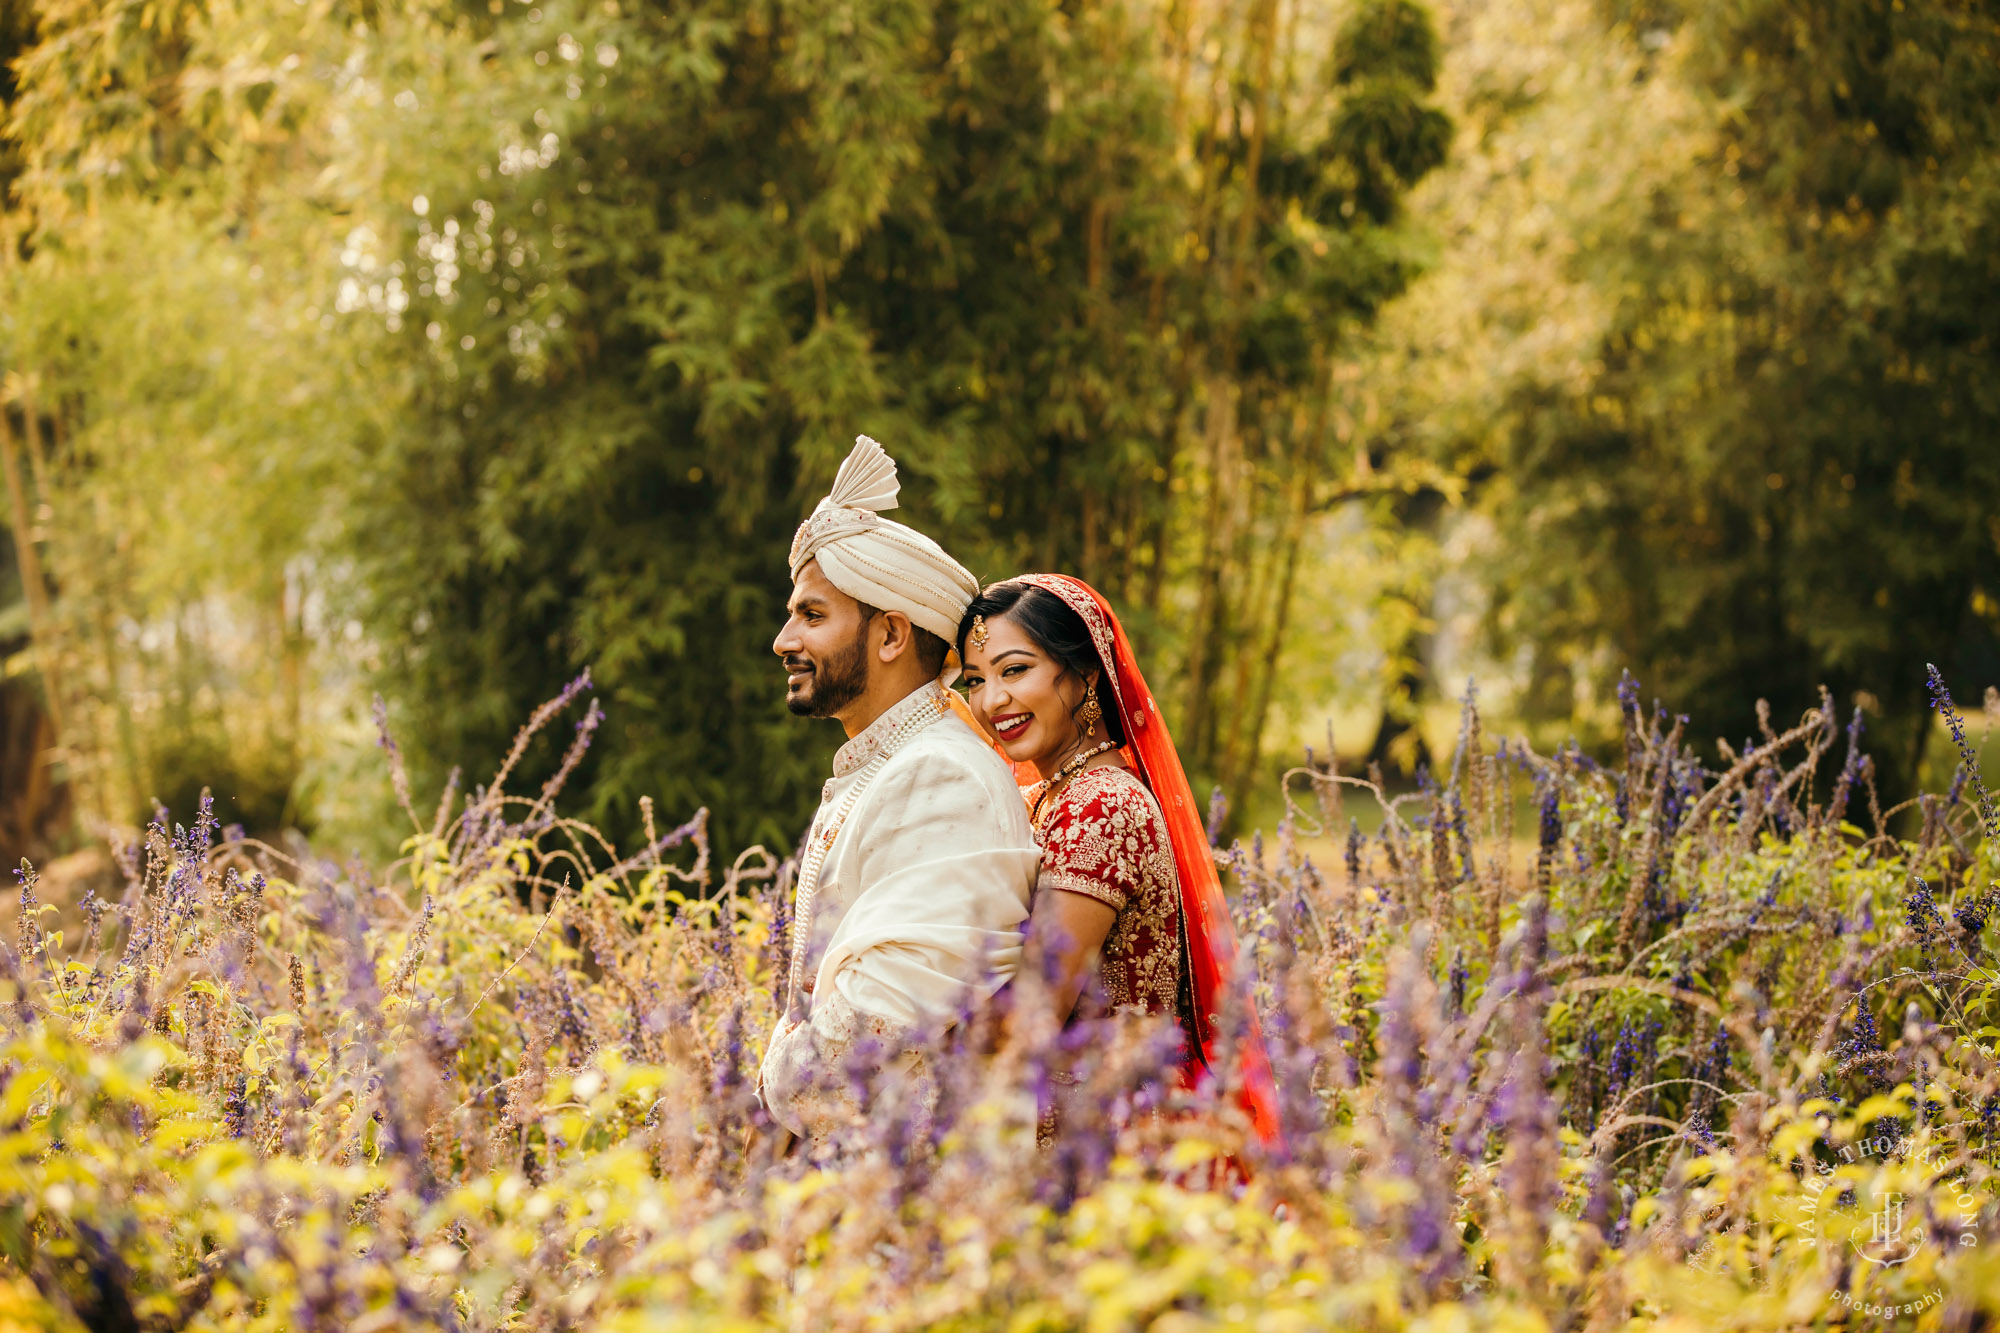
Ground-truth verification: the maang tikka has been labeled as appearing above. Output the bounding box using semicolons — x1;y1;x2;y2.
969;615;990;650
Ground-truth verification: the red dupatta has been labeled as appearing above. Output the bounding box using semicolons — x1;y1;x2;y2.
993;575;1283;1146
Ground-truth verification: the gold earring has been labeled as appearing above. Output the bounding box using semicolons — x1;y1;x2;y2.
1079;691;1102;737
969;615;990;650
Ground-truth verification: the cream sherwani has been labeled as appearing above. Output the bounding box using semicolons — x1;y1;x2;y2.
758;681;1039;1140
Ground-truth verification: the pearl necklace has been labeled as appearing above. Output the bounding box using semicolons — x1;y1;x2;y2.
1031;738;1121;825
783;688;950;1020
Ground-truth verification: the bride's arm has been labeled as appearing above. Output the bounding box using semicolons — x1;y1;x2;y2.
1026;770;1163;1025
1022;890;1117;1024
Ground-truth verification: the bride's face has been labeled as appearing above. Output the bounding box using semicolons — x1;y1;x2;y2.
960;612;1090;769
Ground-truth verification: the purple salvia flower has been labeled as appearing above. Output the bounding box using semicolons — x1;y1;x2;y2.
372;693;417;823
710;1001;747;1105
489;667;596;794
1449;790;1471;881
223;1069;249;1139
1928;664;1999;846
1616;668;1641;717
1830;704;1866;822
1905;875;1948;971
537;697;605;809
1837;995;1883;1060
1577;1026;1605;1129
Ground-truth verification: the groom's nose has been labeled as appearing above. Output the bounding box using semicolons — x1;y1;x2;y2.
773;616;802;657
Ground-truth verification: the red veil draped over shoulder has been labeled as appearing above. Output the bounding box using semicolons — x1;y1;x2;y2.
991;575;1283;1146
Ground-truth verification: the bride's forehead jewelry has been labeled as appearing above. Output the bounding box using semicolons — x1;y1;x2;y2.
969;615;990;650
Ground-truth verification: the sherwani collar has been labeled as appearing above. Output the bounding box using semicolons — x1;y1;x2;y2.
832;681;951;779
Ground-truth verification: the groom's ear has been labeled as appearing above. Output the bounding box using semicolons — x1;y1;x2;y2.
874;609;917;663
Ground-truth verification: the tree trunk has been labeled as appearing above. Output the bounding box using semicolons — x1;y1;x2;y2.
1364;486;1448;781
1366;660;1435;781
1181;371;1239;769
1039;440;1063;573
0;405;63;743
1080;483;1101;586
0;688;62;865
1179;0;1280;775
1226;391;1320;813
85;479;149;822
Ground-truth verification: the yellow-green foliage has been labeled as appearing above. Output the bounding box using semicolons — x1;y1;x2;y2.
3;685;2000;1330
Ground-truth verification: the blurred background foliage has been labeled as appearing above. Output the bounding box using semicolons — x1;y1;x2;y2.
0;0;1995;864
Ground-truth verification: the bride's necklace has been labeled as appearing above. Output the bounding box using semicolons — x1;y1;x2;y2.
1031;738;1120;824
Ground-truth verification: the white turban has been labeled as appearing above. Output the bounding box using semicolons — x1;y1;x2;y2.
789;436;979;645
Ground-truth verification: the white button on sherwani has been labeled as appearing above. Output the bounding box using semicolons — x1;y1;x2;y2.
757;682;1040;1140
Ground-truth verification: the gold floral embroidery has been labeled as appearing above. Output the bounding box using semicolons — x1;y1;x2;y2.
759;994;934;1144
784;683;953;1015
828;681;952;779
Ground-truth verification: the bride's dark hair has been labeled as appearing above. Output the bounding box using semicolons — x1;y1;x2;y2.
955;583;1126;747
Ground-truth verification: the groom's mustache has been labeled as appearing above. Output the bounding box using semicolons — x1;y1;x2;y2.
782;655;814;674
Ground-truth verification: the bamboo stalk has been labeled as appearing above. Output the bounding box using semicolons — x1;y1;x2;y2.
1230;383;1323;808
19;379;52;501
0;402;64;744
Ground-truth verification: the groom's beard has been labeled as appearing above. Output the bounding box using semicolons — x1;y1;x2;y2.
784;636;869;718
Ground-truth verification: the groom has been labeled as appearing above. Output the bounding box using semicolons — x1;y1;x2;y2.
756;436;1039;1144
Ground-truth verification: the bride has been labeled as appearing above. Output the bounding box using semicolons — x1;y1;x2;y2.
955;575;1279;1144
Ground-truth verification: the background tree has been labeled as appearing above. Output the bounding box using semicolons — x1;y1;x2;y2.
6;0;1991;866
1481;0;2000;790
0;0;1449;855
1330;0;2000;795
1163;0;1450;812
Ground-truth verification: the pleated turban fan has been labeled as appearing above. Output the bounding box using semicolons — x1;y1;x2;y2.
788;436;980;645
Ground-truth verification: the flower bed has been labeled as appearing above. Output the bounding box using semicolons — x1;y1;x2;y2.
3;670;1997;1330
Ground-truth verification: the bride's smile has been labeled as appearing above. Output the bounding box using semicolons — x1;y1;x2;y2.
989;711;1030;736
958;613;1099;779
